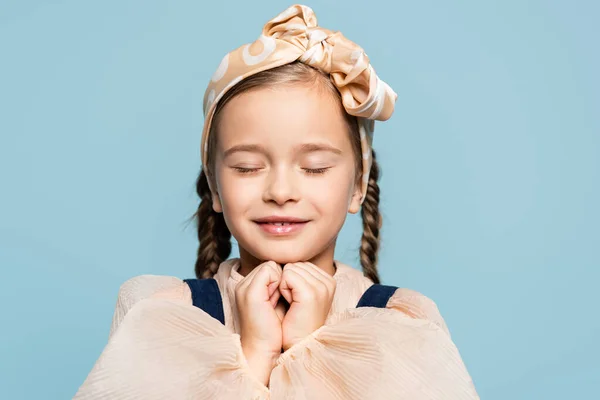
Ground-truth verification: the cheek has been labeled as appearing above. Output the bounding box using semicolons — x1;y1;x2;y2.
216;174;260;215
305;172;355;212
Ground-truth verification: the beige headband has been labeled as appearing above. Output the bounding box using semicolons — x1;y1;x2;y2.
202;4;397;204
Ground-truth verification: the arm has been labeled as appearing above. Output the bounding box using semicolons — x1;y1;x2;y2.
114;274;280;388
76;276;270;400
386;287;451;335
242;346;279;387
108;275;184;339
269;289;479;400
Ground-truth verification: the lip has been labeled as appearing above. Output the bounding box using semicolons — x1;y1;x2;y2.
253;216;310;223
255;220;309;235
253;216;310;236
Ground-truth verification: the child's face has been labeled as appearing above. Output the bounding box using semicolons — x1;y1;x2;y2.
210;84;362;264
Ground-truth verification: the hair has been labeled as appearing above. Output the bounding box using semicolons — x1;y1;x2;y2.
191;61;382;283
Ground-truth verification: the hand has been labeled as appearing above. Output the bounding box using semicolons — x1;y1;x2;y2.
279;262;336;351
235;261;283;385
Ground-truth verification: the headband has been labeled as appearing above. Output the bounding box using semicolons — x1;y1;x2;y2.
201;4;397;204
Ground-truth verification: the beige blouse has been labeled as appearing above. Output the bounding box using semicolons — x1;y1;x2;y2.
74;259;479;399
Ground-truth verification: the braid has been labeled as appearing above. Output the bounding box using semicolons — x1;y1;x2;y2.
193;169;232;279
359;150;382;284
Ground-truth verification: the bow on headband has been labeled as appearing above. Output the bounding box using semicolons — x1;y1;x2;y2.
202;4;397;204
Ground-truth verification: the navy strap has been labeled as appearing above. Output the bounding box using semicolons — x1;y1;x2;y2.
183;278;225;325
356;284;398;308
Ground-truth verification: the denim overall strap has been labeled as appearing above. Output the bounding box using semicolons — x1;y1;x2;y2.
356;284;398;308
182;278;225;325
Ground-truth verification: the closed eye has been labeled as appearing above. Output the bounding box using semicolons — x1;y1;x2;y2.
233;167;261;174
233;167;331;175
304;167;330;175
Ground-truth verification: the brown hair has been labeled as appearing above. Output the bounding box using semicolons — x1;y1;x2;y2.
191;61;382;283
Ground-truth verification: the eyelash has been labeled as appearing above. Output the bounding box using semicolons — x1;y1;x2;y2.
305;167;329;175
234;167;330;175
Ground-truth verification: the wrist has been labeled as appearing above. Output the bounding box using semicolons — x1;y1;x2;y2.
242;341;280;365
282;324;327;353
241;337;280;357
282;324;322;351
241;343;280;387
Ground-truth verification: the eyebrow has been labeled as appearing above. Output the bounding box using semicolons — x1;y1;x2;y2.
223;142;343;158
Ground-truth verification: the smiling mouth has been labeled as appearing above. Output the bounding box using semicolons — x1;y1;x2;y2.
254;221;309;235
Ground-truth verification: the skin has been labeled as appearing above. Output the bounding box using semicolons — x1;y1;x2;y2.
208;84;362;386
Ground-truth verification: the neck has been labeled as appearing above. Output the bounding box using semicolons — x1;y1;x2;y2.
237;246;337;277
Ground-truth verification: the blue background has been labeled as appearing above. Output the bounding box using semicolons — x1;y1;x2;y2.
1;1;598;398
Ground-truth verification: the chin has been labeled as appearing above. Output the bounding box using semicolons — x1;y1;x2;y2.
250;245;314;265
269;255;308;265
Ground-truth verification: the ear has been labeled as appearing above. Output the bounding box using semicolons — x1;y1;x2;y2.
206;173;223;213
348;184;362;214
212;192;223;213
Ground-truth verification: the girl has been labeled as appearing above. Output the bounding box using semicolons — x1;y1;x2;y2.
75;4;479;399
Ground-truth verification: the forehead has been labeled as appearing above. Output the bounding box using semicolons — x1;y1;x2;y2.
215;85;350;151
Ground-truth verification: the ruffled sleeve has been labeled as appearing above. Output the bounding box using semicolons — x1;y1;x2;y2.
269;288;479;400
74;276;270;400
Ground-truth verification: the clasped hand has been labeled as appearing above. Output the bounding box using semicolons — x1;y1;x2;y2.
235;261;336;362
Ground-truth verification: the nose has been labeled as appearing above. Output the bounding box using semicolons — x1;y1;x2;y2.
263;165;300;205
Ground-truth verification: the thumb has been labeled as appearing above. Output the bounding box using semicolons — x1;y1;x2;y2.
268;281;280;308
279;272;297;304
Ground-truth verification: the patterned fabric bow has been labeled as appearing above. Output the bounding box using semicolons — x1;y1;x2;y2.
202;4;397;203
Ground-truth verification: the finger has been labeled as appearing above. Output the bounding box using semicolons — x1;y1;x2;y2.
299;262;335;281
269;291;280;308
267;280;279;297
262;263;282;288
290;262;328;285
280;268;311;303
267;261;283;279
235;261;280;300
265;262;283;300
279;266;298;304
248;262;282;301
279;277;293;305
285;263;330;296
244;261;281;290
243;261;281;282
268;281;280;308
295;262;336;293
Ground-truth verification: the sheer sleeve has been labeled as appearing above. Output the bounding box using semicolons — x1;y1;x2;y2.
75;276;270;400
108;275;184;339
269;289;479;399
